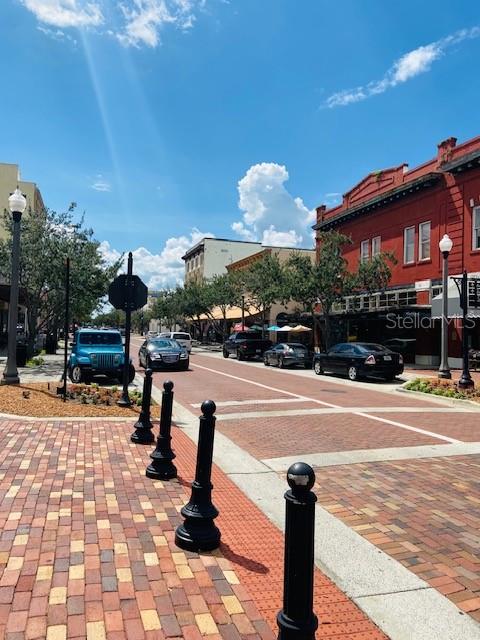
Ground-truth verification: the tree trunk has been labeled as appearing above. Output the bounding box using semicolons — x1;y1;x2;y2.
324;311;332;350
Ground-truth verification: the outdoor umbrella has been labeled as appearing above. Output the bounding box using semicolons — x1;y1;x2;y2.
289;325;312;332
276;325;294;332
267;325;281;331
250;324;263;331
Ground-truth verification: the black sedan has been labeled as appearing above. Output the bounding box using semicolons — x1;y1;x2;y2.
138;338;189;371
313;342;403;381
263;343;313;369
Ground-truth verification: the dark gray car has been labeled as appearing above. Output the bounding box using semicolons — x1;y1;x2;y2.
139;338;189;371
263;342;312;369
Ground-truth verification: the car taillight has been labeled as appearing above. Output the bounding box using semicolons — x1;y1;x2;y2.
399;355;403;364
365;354;376;365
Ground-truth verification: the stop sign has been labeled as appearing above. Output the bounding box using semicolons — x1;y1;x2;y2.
108;274;148;311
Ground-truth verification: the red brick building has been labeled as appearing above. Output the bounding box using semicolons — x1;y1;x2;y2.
313;135;480;366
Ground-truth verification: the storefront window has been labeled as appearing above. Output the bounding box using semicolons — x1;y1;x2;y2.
360;240;369;262
372;236;381;257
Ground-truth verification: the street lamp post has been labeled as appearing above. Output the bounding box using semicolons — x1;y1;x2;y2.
2;188;27;385
438;234;453;379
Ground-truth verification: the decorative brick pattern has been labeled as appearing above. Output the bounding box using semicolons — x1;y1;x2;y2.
0;417;385;639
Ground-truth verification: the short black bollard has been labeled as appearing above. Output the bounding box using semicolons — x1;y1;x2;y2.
130;368;155;444
146;380;177;480
175;400;220;552
277;462;318;640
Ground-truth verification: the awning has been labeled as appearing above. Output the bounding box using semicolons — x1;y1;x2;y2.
198;305;258;321
431;282;480;319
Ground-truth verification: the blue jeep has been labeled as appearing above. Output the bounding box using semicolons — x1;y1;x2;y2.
68;328;135;384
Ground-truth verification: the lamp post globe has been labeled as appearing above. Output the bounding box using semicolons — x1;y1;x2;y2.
438;234;452;380
2;188;27;385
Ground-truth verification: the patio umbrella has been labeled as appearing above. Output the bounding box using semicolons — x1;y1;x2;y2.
277;325;294;332
267;325;281;331
250;324;263;331
233;323;247;331
289;325;312;332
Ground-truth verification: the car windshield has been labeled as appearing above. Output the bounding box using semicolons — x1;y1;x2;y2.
356;343;389;353
150;339;179;349
78;332;122;345
173;333;190;340
290;344;307;350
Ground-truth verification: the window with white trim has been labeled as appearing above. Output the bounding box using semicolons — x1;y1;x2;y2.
419;221;431;260
372;236;381;257
404;226;415;264
360;240;369;262
473;207;480;250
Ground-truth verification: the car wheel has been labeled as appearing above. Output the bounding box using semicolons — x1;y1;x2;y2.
69;365;83;384
236;349;244;361
313;361;323;375
222;349;229;359
128;364;135;383
347;365;358;381
181;360;189;370
278;356;285;369
263;355;270;366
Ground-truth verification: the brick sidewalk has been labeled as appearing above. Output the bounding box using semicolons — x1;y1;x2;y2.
0;417;386;639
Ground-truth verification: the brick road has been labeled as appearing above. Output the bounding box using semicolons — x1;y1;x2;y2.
129;342;480;625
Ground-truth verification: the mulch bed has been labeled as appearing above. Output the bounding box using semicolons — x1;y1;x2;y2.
0;382;160;418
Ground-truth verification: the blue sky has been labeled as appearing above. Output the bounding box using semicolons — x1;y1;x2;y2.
1;1;480;288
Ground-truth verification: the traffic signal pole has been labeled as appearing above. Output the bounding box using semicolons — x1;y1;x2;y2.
117;252;133;407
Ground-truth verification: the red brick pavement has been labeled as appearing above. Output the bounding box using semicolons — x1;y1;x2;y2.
0;417;386;639
368;412;480;442
313;455;480;622
211;414;443;460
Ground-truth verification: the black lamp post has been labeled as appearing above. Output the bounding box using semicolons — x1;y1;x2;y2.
2;188;27;385
438;234;453;379
458;270;474;390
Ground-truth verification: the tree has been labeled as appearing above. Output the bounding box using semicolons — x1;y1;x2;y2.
0;204;121;354
178;281;210;339
240;253;289;337
203;272;243;339
149;290;182;331
286;231;396;349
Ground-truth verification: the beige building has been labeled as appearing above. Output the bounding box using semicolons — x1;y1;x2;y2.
0;163;45;240
182;237;262;283
0;163;45;342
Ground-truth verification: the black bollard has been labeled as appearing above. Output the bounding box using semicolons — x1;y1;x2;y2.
277;462;318;640
146;380;177;480
175;400;220;552
130;369;155;444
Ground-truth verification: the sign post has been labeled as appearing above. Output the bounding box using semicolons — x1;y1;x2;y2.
108;252;148;407
453;272;475;390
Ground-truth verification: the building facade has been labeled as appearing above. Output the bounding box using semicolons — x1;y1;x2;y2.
182;237;261;283
313;135;480;366
0;163;45;345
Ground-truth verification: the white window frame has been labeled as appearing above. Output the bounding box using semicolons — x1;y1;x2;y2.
418;221;431;261
372;236;381;257
404;226;415;264
473;207;480;250
360;239;369;262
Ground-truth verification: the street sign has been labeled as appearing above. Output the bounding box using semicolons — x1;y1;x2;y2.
468;278;480;309
108;274;148;311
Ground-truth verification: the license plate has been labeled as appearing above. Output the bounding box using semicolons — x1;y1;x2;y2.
384;355;392;361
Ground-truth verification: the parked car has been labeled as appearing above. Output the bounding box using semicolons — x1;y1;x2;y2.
223;332;272;360
146;330;158;339
158;331;192;353
313;342;404;381
263;342;313;369
68;329;135;384
138;338;189;370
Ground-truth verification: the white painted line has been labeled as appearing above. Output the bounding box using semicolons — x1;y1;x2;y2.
190;397;309;408
262;441;480;470
192;362;461;444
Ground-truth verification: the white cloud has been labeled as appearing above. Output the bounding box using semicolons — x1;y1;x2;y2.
99;227;212;290
232;163;315;248
21;0;103;28
325;26;480;108
91;175;111;192
21;0;205;48
37;25;78;44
